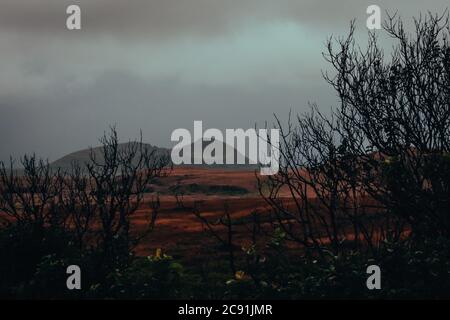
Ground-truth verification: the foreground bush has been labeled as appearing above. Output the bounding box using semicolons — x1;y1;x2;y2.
0;127;170;299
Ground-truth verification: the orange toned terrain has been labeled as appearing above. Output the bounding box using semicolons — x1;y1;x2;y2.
131;166;406;261
131;166;283;257
0;166;400;263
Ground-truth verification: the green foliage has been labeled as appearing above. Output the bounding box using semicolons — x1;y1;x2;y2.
225;237;450;299
104;249;185;299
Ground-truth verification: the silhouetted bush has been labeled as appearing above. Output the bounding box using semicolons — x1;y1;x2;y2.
0;127;170;299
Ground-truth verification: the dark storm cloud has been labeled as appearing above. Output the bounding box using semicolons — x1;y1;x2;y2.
2;0;340;37
1;0;448;38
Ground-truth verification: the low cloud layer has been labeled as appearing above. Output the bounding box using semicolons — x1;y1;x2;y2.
1;0;448;36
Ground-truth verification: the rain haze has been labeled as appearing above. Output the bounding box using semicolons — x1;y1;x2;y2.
1;0;448;162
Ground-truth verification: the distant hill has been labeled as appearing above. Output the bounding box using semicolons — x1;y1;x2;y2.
50;140;260;171
50;142;170;170
172;139;259;170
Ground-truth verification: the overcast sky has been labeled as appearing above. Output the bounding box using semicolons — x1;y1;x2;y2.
1;0;448;162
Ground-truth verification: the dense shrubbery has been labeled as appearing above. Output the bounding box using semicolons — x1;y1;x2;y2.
223;234;450;299
0;224;75;298
2;220;448;299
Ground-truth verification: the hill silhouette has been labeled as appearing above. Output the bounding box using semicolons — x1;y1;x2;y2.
50;142;170;170
50;140;259;170
172;138;259;169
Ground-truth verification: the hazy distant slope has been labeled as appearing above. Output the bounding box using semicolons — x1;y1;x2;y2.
51;140;260;170
172;139;259;169
50;142;170;169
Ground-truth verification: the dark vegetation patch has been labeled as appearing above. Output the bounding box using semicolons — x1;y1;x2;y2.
169;183;249;196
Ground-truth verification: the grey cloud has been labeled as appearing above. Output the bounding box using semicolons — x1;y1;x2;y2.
1;0;449;39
